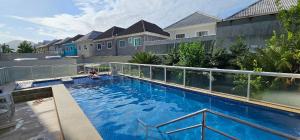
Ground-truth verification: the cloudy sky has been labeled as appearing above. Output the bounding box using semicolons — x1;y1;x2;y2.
0;0;257;43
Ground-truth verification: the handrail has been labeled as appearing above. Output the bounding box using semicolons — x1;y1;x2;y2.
110;62;300;78
155;109;207;127
138;109;299;140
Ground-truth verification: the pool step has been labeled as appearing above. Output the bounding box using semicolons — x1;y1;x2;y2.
61;77;74;83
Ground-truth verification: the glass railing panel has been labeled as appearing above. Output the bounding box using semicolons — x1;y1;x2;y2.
110;63;122;74
152;66;164;81
0;68;11;85
250;75;300;108
140;66;150;78
11;66;32;81
123;64;130;75
130;65;139;77
186;70;210;90
166;68;183;85
77;64;85;74
98;64;110;73
32;65;52;79
211;72;248;97
53;65;77;78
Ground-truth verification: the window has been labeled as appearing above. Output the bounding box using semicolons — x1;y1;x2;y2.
97;44;102;50
197;31;208;37
107;41;112;49
176;34;185;39
119;40;126;47
128;37;134;46
84;45;87;50
133;37;142;46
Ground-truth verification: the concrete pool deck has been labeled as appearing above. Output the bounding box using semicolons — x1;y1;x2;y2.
0;98;62;140
0;78;103;140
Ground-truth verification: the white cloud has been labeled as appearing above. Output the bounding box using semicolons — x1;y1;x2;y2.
0;23;5;28
0;31;35;43
9;0;253;40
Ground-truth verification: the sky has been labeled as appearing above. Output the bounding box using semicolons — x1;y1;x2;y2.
0;0;257;43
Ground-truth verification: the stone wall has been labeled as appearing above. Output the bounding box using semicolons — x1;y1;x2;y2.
216;14;284;49
78;55;131;63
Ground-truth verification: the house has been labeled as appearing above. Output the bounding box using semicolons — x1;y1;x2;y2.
164;12;220;39
216;0;297;49
144;12;219;54
75;31;103;58
52;38;71;55
36;39;61;54
94;20;170;56
62;34;83;56
93;26;125;56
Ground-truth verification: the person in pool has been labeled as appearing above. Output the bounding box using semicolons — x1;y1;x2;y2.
89;70;99;79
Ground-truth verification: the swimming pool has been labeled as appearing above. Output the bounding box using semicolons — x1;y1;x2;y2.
40;75;300;140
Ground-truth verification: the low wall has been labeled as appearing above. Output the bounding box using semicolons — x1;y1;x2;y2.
0;59;77;67
0;53;55;61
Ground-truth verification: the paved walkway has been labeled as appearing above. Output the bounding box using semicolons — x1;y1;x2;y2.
0;97;62;140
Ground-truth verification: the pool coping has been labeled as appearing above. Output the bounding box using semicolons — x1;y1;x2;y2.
52;84;103;140
121;74;300;115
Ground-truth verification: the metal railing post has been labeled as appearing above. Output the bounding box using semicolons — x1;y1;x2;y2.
201;111;206;140
183;68;186;86
109;63;112;75
84;65;86;74
121;64;124;74
164;67;167;83
150;66;152;79
209;70;212;93
247;74;251;100
138;65;141;78
51;65;54;78
30;66;33;80
129;64;132;76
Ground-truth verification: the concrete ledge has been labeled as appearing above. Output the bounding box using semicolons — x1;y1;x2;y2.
12;87;52;103
52;84;102;140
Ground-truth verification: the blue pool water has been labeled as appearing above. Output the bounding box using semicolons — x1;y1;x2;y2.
38;76;300;140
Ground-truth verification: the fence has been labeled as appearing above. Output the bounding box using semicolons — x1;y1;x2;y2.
110;62;300;109
1;62;300;109
0;63;111;84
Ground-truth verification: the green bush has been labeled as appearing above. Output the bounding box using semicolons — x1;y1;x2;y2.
129;52;161;64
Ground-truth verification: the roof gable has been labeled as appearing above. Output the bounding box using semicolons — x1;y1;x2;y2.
118;20;169;36
226;0;297;20
77;31;103;42
95;26;125;40
63;34;84;44
165;12;220;30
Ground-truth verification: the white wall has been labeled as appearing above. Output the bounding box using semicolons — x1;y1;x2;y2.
166;23;216;39
76;40;96;58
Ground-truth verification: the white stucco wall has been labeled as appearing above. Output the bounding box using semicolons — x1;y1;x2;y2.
76;40;96;58
165;23;217;39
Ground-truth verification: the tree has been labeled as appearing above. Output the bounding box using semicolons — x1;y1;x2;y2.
254;0;300;73
17;41;34;53
1;43;14;53
163;48;180;65
129;52;161;64
178;42;205;67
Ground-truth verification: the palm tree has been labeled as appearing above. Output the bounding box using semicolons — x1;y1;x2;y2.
17;41;34;53
129;52;161;64
1;43;14;53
